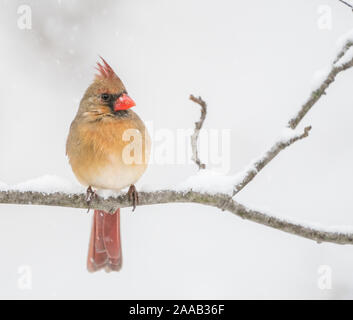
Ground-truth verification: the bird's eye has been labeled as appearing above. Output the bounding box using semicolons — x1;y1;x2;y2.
101;93;110;101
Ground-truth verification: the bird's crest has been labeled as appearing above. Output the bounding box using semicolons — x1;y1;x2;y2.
95;57;119;80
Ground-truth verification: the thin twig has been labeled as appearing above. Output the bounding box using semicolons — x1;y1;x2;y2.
190;94;207;169
333;40;353;64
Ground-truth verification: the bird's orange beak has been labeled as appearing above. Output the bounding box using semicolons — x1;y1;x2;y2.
114;94;136;111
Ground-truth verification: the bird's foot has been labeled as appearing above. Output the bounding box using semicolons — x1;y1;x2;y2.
127;184;139;212
86;186;97;213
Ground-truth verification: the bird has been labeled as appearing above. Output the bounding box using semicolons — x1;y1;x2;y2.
66;57;151;272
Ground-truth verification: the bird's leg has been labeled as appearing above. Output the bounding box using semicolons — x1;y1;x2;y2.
86;186;97;213
127;184;139;212
86;186;96;203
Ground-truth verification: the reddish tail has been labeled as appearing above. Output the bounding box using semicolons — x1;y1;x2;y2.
87;209;122;272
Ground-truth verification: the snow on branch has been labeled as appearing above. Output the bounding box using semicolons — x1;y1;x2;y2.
1;37;353;246
1;183;353;245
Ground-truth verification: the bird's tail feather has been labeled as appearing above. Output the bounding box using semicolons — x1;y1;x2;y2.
87;209;122;272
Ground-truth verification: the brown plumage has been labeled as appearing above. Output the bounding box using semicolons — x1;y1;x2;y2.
66;58;150;272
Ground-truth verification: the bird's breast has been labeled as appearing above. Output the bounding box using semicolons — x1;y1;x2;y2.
67;115;150;191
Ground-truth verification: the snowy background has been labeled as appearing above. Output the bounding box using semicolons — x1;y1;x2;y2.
1;0;353;299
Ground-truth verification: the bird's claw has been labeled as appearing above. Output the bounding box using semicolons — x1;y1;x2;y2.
127;184;139;212
86;186;97;213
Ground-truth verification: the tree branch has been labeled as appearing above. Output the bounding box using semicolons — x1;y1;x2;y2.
232;126;312;196
288;45;353;129
1;188;353;245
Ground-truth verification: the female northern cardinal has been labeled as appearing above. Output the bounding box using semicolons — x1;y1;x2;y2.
66;58;150;272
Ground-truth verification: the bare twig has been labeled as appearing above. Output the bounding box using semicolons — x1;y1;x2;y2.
190;94;207;169
1;188;353;245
